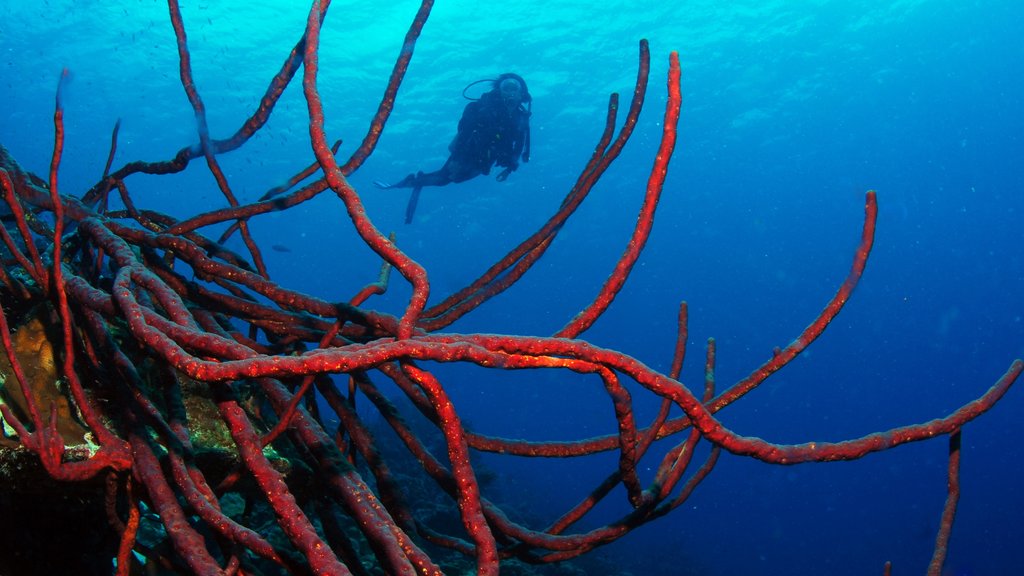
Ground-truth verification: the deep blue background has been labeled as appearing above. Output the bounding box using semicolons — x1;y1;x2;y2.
2;2;1022;574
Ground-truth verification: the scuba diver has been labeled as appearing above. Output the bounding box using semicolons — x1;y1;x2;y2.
374;72;532;223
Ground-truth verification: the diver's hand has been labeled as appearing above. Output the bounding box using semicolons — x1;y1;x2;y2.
496;166;515;182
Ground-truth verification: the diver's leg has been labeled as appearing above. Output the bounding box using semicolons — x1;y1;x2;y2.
411;169;451;187
446;159;486;184
375;168;451;190
404;186;422;224
405;163;460;222
381;161;460;223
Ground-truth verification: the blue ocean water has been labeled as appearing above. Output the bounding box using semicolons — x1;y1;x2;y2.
2;1;1022;575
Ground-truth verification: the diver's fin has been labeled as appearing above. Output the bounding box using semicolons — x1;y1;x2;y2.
404;186;422;224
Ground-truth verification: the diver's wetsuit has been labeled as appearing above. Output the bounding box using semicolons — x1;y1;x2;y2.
390;91;529;189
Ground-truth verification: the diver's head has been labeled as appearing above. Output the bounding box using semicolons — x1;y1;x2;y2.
499;77;523;107
492;73;530;111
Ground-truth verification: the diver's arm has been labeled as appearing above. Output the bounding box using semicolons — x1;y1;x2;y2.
505;114;528;170
496;114;530;182
510;133;524;168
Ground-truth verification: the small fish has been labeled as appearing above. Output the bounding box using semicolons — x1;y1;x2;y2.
271;244;292;253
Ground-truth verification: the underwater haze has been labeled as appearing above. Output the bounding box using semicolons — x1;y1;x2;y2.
2;1;1023;575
